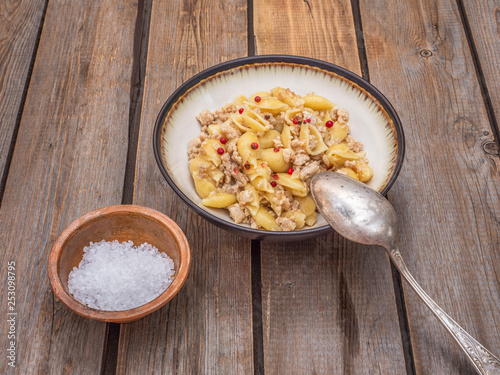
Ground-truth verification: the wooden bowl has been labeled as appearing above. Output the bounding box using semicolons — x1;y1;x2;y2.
47;205;191;323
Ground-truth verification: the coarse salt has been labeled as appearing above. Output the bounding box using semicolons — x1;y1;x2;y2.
68;240;175;311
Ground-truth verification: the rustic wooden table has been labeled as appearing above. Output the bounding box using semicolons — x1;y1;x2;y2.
1;0;499;374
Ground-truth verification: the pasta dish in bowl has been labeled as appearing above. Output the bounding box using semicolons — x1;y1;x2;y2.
153;56;404;240
188;88;373;232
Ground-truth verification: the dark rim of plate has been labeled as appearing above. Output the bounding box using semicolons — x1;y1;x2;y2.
153;55;405;238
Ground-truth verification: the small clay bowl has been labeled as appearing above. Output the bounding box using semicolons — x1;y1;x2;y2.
47;205;191;323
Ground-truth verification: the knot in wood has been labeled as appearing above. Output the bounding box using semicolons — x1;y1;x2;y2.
482;141;499;155
420;49;433;58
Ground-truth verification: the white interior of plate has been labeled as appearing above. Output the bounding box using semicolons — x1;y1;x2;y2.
161;63;398;231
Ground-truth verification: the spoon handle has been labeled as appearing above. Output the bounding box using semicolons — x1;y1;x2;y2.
389;248;500;374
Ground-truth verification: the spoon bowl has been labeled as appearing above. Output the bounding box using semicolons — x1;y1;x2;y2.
311;172;397;249
310;172;500;375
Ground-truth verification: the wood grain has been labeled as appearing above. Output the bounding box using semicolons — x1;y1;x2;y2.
461;0;500;132
254;0;408;373
254;0;361;73
0;0;46;192
0;0;137;373
360;0;500;373
115;0;253;374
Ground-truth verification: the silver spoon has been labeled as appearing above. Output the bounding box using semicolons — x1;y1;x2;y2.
310;171;500;375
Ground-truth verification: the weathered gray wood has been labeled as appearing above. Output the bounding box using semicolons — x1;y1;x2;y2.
261;237;409;374
360;0;500;373
254;0;361;70
1;0;498;373
254;0;408;373
461;0;500;132
115;1;253;374
0;0;138;373
0;0;46;188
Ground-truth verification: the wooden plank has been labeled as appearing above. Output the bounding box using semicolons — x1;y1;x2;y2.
254;1;408;373
0;0;46;188
0;0;138;373
115;1;253;374
254;0;361;71
461;0;500;131
359;0;500;373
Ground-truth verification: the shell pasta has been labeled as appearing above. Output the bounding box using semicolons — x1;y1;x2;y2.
187;87;373;231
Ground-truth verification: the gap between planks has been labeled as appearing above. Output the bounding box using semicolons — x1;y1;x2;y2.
352;0;416;373
247;1;266;374
247;0;255;56
350;0;370;81
251;240;265;375
121;0;153;206
0;0;50;209
101;0;153;374
390;264;417;375
455;0;500;147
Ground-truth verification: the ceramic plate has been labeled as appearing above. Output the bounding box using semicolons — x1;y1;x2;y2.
153;55;405;241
